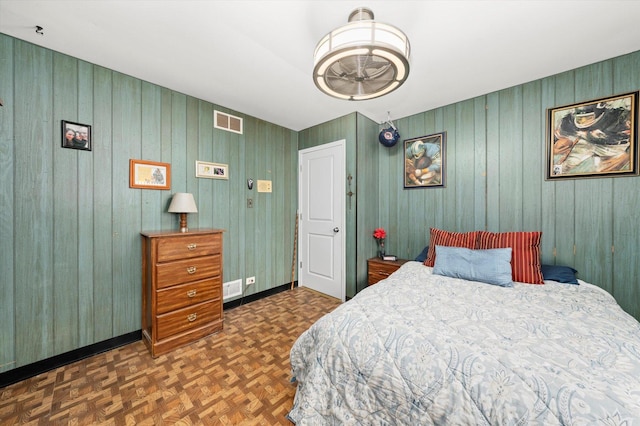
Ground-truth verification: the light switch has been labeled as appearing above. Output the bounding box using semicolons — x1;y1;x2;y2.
257;180;272;193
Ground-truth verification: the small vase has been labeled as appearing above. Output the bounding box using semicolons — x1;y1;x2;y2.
377;239;385;258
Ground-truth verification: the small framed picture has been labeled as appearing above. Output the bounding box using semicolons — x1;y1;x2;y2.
546;91;638;180
196;161;228;180
61;120;91;151
129;159;171;190
404;132;446;188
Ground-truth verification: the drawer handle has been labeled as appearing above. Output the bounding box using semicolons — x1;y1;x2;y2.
187;243;197;250
381;272;391;276
187;313;197;322
187;266;197;274
187;289;197;298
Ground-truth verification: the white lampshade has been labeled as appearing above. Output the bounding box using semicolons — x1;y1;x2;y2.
168;193;198;213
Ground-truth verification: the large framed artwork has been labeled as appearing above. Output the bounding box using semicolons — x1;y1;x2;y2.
546;91;638;180
404;132;446;188
129;159;171;190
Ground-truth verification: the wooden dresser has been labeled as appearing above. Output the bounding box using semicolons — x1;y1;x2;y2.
367;257;409;286
141;229;224;357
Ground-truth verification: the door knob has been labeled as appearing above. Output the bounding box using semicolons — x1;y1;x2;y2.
333;227;340;233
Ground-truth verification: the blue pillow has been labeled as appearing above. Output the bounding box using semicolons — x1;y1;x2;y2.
432;245;513;287
414;245;429;262
541;264;579;284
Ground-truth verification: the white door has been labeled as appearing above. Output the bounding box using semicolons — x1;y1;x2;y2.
298;140;345;301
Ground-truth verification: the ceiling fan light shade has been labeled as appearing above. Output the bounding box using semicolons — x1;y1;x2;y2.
313;8;410;101
315;78;352;100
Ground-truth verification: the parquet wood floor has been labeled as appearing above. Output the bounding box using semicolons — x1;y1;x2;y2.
0;287;341;425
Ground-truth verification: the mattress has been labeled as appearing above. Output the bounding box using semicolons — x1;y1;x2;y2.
289;261;640;425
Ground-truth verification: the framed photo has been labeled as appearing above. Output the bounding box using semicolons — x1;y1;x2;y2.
61;120;91;151
129;159;171;190
196;161;228;180
546;91;638;180
404;132;446;188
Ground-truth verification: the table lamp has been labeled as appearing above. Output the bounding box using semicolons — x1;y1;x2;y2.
168;192;198;232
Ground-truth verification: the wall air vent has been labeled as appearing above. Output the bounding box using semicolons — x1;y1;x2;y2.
223;279;243;300
214;110;243;134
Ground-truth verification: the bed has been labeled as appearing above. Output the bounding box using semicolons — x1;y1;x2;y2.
288;260;640;424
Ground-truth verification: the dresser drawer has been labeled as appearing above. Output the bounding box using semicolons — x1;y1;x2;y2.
156;299;222;341
157;233;222;262
156;254;221;289
156;277;221;315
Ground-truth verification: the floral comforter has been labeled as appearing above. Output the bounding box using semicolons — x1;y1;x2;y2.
288;261;640;425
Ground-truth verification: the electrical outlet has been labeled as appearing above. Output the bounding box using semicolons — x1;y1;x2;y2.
247;198;253;208
246;276;255;286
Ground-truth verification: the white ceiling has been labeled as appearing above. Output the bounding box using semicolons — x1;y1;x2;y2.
2;1;640;131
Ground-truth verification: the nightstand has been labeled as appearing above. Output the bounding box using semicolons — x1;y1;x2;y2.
367;257;409;285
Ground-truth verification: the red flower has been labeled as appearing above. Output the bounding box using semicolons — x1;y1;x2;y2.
373;228;386;240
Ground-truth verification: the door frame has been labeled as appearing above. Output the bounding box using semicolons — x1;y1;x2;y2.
297;139;346;301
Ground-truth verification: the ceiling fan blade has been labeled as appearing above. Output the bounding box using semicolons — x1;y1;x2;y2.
320;52;401;96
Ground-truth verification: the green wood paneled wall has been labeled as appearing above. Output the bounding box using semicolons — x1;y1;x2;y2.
356;114;381;293
0;35;297;373
0;34;15;372
299;51;640;321
379;52;640;321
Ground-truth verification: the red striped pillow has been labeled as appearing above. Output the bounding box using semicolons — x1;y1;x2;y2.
424;228;480;267
476;231;544;284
